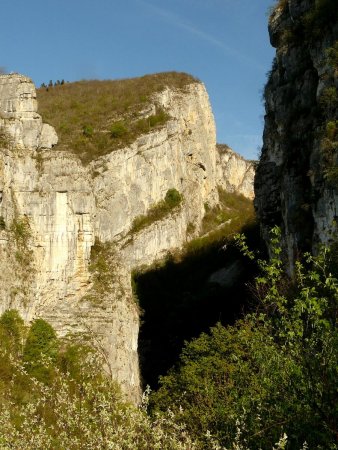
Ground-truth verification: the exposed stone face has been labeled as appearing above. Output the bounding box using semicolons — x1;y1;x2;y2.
91;84;218;254
0;74;223;401
216;144;255;199
0;74;58;149
255;0;338;269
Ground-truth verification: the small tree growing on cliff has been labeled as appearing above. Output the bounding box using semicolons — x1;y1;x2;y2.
23;318;59;383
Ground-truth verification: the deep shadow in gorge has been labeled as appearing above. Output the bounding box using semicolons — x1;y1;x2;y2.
134;223;264;389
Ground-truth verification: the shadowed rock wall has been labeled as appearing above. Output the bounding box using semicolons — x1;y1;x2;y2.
255;0;338;269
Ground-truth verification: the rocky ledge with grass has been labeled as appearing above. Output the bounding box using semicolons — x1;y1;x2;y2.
0;71;255;401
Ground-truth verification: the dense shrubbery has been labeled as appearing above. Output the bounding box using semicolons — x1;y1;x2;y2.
151;228;338;449
0;312;200;449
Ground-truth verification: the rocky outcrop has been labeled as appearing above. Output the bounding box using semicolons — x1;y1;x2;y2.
0;74;58;149
0;73;221;401
216;144;255;199
255;0;338;269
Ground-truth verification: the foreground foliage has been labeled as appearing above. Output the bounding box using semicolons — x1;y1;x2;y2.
151;228;338;449
0;313;198;449
1;228;337;449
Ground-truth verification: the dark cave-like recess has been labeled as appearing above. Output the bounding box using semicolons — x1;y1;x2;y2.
134;223;263;389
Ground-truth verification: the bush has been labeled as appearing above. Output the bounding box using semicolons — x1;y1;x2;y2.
164;188;182;208
83;240;117;305
129;188;183;234
151;228;338;449
0;311;200;449
135;108;169;133
0;310;25;357
11;217;31;243
23;319;58;383
110;121;128;138
82;124;93;137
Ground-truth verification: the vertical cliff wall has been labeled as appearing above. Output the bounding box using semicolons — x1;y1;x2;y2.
0;73;223;401
216;144;255;199
255;0;338;267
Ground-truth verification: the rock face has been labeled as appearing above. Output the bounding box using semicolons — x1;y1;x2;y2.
255;0;338;269
0;72;256;400
216;144;255;199
0;73;242;401
0;74;58;149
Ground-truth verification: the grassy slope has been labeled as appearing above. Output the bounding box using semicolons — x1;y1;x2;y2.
37;72;199;164
184;187;255;255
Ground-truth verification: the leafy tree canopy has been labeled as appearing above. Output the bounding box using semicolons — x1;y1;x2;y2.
151;228;338;449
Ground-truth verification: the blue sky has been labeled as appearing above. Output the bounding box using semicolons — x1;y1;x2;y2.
1;0;275;160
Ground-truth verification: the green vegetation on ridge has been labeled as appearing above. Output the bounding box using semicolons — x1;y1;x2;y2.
37;72;199;164
129;188;183;235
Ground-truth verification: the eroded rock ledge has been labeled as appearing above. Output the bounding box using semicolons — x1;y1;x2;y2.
0;74;57;149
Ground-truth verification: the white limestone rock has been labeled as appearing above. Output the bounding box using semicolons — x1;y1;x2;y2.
0;77;219;402
216;144;255;199
39;123;58;148
0;73;58;149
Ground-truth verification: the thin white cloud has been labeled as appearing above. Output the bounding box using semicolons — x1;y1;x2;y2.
137;0;265;72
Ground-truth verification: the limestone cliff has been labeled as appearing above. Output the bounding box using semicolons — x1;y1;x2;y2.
0;74;57;149
0;73;226;401
216;144;255;199
255;0;338;268
0;72;255;400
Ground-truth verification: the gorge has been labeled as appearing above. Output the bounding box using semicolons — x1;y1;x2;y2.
0;0;337;447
